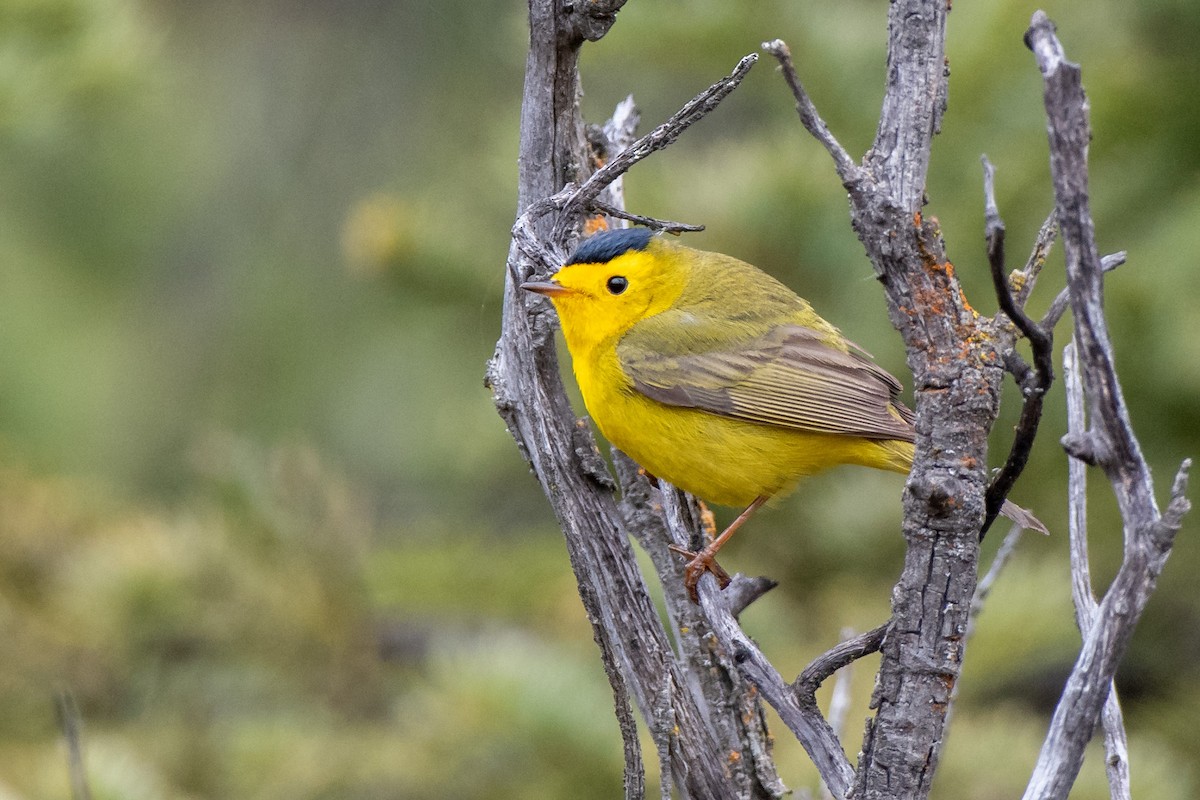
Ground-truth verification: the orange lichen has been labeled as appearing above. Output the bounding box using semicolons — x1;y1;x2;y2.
583;215;610;236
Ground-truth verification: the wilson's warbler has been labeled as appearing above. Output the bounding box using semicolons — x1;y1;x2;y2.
522;227;1044;600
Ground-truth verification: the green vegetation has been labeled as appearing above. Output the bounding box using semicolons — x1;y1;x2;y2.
0;0;1196;796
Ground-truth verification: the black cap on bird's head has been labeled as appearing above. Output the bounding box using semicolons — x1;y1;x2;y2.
564;227;654;266
521;227;656;300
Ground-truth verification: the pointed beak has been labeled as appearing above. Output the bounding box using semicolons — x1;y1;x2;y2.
520;280;568;297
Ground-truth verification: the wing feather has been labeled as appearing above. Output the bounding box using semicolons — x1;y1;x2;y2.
618;319;915;441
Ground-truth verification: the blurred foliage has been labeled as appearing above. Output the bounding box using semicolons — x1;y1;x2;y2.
0;0;1196;797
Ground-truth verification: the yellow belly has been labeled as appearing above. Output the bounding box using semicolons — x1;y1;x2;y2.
579;358;914;508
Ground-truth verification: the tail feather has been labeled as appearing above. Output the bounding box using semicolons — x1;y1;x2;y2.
999;499;1049;534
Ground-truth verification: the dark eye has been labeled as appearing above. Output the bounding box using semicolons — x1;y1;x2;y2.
606;276;628;295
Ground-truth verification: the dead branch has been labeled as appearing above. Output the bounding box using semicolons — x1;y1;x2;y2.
494;5;1187;800
1063;342;1131;800
490;6;783;792
1021;11;1191;799
980;156;1055;534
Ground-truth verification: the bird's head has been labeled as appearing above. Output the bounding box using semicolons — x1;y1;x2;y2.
521;228;688;354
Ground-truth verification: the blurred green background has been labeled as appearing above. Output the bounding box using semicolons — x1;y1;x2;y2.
1;0;1197;797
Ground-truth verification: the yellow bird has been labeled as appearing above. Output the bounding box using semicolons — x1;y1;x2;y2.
522;227;1043;600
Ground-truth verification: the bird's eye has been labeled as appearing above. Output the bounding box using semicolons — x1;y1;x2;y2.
606;276;628;295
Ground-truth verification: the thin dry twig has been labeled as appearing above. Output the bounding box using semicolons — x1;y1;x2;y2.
589;200;705;233
721;630;856;797
1041;251;1126;330
1021;11;1191;799
794;624;889;700
1063;342;1131;800
761;39;860;184
971;522;1025;624
510;53;756;277
647;462;874;799
1015;212;1058;308
615;454;787;798
981;156;1054;535
56;691;92;800
549;53;758;244
819;628;859;800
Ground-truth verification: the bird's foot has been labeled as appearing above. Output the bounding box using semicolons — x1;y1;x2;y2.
668;543;731;603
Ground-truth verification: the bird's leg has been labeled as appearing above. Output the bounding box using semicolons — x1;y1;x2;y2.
669;495;768;603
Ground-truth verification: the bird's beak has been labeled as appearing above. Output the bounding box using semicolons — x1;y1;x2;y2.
520;280;568;297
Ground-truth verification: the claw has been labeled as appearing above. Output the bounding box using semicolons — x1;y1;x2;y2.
669;543;732;603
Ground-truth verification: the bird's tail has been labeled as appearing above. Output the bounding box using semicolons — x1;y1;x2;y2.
999;499;1049;535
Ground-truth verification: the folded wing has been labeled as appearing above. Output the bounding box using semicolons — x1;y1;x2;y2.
619;319;915;442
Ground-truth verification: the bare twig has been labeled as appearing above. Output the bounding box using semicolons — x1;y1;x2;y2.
589;200;705;233
868;1;950;210
511;54;755;275
1063;342;1131;800
618;458;845;796
718;625;856;798
602;95;640;151
794;624;889;700
982;155;1007;273
761;39;861;184
56;691;92;800
980;156;1054;535
1028;12;1147;486
971;522;1025;624
1021;12;1191;799
615;454;787;797
824;633;857;743
550;53;757;244
561;0;630;44
983;156;1052;351
1041;251;1126;330
589;95;640;234
819;629;859;800
719;573;780;618
1015;212;1059;308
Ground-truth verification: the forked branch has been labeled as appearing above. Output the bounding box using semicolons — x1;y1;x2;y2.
498;5;1187;800
1021;11;1191;799
980;156;1054;535
492;11;778;795
1063;343;1131;800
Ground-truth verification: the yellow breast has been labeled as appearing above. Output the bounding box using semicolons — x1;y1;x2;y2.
575;344;913;508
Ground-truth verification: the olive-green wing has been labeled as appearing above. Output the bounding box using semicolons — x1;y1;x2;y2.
618;321;915;441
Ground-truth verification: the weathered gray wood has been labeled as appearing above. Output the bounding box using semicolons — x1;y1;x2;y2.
770;4;1010;798
1063;343;1131;800
493;5;1189;800
490;4;785;797
1021;12;1191;799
